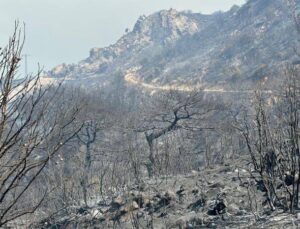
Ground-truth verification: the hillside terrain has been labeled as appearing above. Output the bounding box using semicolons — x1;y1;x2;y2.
4;0;300;228
32;161;300;229
47;0;299;91
18;0;300;228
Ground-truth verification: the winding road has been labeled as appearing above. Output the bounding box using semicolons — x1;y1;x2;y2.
124;73;270;94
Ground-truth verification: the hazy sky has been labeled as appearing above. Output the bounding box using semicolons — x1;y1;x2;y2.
0;0;245;73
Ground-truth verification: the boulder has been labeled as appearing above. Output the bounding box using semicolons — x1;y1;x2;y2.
121;201;140;212
151;191;177;212
165;190;177;201
132;192;151;208
113;195;124;205
176;185;186;200
187;195;206;212
90;209;104;219
109;195;125;212
207;193;227;215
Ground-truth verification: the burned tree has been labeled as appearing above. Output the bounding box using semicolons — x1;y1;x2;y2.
234;65;300;212
77;120;98;207
0;23;81;227
140;90;217;177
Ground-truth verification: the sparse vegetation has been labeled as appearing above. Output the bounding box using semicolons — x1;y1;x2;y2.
2;0;300;228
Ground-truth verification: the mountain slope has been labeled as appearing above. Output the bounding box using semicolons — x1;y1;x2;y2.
32;163;298;228
47;0;300;90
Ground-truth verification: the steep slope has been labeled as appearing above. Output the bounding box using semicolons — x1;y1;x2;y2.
32;163;298;228
47;0;300;90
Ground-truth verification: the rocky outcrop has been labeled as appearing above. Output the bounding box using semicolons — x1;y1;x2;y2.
31;164;300;228
46;0;300;91
47;9;201;80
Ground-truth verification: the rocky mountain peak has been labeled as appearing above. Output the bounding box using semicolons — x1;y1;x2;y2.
47;0;299;90
132;8;199;44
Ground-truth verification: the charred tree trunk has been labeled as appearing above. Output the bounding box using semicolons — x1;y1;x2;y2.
145;134;156;178
77;121;97;207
